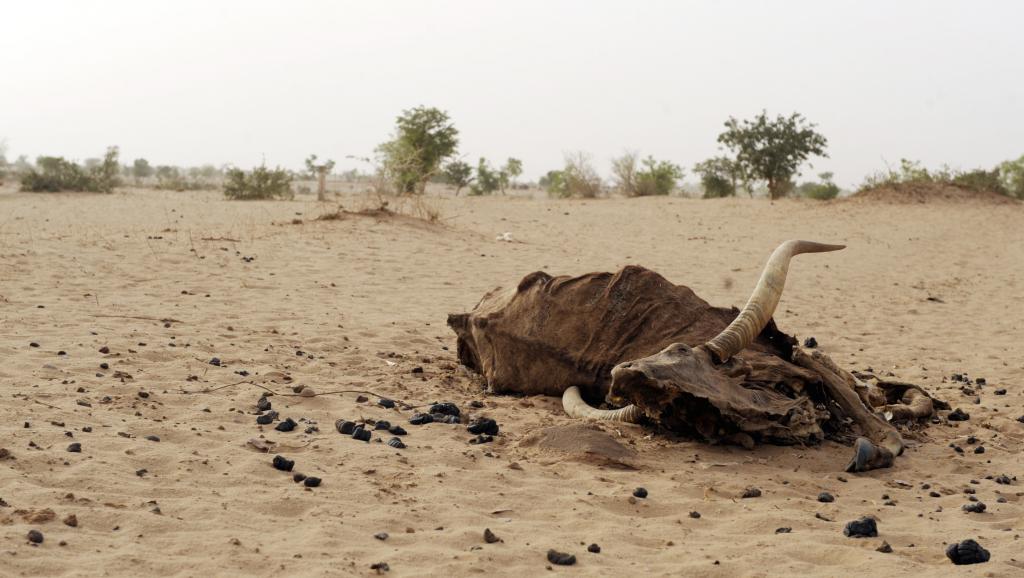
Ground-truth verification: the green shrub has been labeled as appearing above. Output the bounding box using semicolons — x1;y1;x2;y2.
633;156;683;196
796;172;841;200
859;159;1012;197
20;146;121;192
470;158;501;195
223;164;294;200
693;157;744;198
952;168;1007;196
442;160;473;195
546;152;602;198
999;155;1024;199
375;106;459;194
154;165;212;191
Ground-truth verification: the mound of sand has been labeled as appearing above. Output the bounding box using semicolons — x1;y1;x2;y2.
851;181;1018;204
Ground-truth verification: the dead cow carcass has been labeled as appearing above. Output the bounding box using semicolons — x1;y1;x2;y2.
448;240;941;471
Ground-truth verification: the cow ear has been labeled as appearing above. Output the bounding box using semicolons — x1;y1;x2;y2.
446;313;469;334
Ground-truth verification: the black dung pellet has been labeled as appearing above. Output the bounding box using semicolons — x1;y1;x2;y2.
818;492;835;503
994;388;1006;395
378;398;396;409
336;420;356;435
209;357;221;366
257;397;272;412
374;421;391;431
388;425;407;436
843;517;878;538
352;427;371;442
994;474;1012;485
99;346;109;354
387;437;406;449
468;418;499;436
547;550;576;566
67;443;81;453
974;446;985;454
293;473;307;483
429;402;460;417
633;487;648;499
303;477;321;487
962;502;986;513
946;539;990;565
256;411;278;425
272;455;294;472
27;530;43;544
275;418;297;432
587;543;601;553
99;362;109;370
409;413;434;425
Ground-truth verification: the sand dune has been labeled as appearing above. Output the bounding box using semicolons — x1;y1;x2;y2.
1;187;1021;576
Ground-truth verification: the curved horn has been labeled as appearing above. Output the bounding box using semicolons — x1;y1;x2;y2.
562;386;641;422
704;240;845;363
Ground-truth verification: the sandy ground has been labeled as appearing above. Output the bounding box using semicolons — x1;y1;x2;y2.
1;186;1022;577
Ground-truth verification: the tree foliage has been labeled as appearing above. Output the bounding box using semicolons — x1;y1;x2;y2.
443;159;474;195
718;111;828;199
132;158;154;180
304;154;335;178
471;158;501;195
796;171;841;200
376;106;459;194
223;164;294;200
998;155;1024;199
693;156;745;198
20;146;121;193
499;157;523;192
546;152;602;198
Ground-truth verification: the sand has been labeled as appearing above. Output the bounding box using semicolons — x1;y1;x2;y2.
0;186;1022;577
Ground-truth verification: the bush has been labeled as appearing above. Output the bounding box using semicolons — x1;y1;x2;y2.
796;172;841;200
20;146;121;193
859;159;1011;197
442;160;474;195
470;158;501;195
375;106;459;194
223;164;294;200
693;157;744;198
999;155;1024;199
546;152;602;198
952;168;1007;196
154;166;213;191
633;156;683;196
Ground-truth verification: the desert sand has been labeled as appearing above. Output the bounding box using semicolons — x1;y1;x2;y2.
1;186;1021;577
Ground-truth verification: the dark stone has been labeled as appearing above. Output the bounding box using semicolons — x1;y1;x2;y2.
30;342;40;348
632;487;648;499
67;442;81;453
303;476;321;487
974;446;985;454
275;418;297;432
429;402;460;417
99;362;109;370
469;434;493;444
352;427;371;442
929;491;941;498
27;529;44;544
587;543;601;553
411;367;424;374
256;397;272;412
876;541;893;553
388;425;408;436
468;418;499;436
374;532;389;541
377;398;396;409
775;527;792;534
209;357;221;366
370;562;389;573
966;436;977;444
994;388;1007;395
145;435;160;442
689;511;701;519
433;413;460;424
742;487;762;499
355;395;368;403
256;411;278;425
374;421;392;431
409;413;434;425
803;336;818;348
82;426;92;433
817;492;835;503
483;528;500;543
387;437;406;449
962;502;986;513
843;517;878;538
99;346;109;354
994;474;1012;485
336;420;356;435
975;378;986;385
293;473;307;483
945;539;990;565
470;400;485;408
547;550;576;566
272;455;294;472
948;408;970;421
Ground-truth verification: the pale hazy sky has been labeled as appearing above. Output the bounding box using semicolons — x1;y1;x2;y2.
2;0;1022;187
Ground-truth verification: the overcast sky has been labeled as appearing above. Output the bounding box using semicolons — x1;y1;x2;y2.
2;0;1022;187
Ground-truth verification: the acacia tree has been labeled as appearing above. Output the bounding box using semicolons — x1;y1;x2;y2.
376;106;459;195
305;154;336;200
717;111;828;200
443;159;474;195
132;158;154;182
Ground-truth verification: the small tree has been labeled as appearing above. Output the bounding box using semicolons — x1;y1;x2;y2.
471;158;501;195
547;152;602;198
498;157;523;193
304;154;336;200
796;171;841;200
132;158;154;182
610;151;638;195
633;156;683;196
694;157;738;198
443;159;474;195
718;111;828;200
223;164;294;200
375;106;459;194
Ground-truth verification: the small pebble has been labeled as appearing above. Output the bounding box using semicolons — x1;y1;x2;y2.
275;418;297;432
689;511;701;519
352;427;371;442
962;502;986;513
374;420;392;431
27;530;43;544
303;477;321;488
336;420;356;435
374;532;389;541
272;455;294;472
67;443;81;453
145;435;160;442
99;346;109;354
973;446;985;454
775;527;792;534
817;492;835;503
209;357;221;366
467;418;499;436
876;541;893;553
469;434;493;444
256;397;272;412
388;425;408;436
409;413;434;426
948;408;970;421
293;473;307;483
387;437;406;449
994;388;1007;395
632;487;648;499
946;539;990;565
256;411;278;425
587;543;601;553
370;562;389;573
429;402;460;417
378;398;396;409
843;517;878;538
742;487;762;499
483;528;500;544
546;550;576;566
803;336;818;348
63;514;77;527
994;474;1012;485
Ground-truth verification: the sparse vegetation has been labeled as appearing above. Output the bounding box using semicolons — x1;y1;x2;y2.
858;159;1013;198
499;158;523;193
470;158;501;195
796;172;841;200
545;152;602;198
305;154;336;200
999;155;1024;199
376;106;459;195
223;164;294;200
693;156;745;198
442;159;474;195
154;165;214;191
20;146;121;193
718;111;828;200
611;152;683;196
